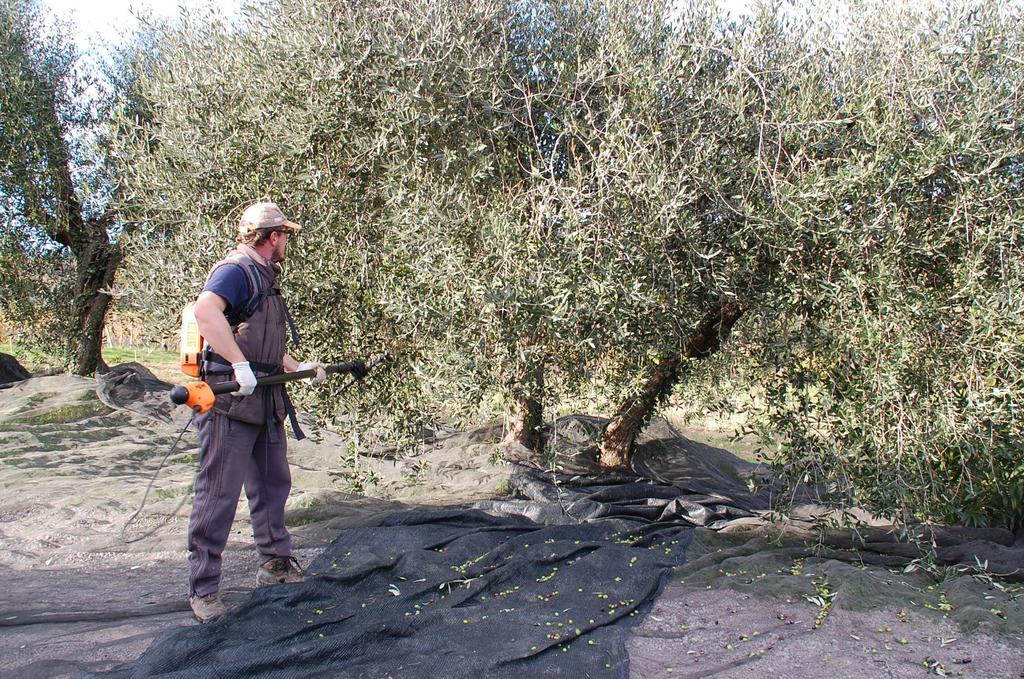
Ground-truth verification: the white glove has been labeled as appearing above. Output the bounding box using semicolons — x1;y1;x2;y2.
231;361;258;396
297;361;327;385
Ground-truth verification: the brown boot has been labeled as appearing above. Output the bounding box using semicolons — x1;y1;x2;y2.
190;593;227;623
257;556;307;586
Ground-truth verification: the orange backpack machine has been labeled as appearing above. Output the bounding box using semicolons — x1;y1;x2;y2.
179;303;204;378
178;254;269;378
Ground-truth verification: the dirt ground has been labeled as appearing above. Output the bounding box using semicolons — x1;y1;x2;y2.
629;530;1024;678
1;372;1022;678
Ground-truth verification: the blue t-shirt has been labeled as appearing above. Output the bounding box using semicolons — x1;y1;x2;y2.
202;264;250;316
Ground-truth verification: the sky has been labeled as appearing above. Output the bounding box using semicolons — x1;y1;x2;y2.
41;0;242;52
43;0;757;53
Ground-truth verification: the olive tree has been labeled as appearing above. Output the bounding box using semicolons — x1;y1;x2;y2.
111;0;677;450
0;0;123;374
112;0;790;462
113;0;1024;530
112;0;514;447
739;1;1024;528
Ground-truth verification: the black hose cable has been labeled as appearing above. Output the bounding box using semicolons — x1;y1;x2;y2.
120;413;197;544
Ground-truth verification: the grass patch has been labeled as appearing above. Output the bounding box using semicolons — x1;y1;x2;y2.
2;400;113;425
1;342;181;383
174;452;198;465
102;346;180;378
74;427;128;442
22;393;51;407
101;346;174;364
154;485;192;500
123;446;175;462
1;342;64;372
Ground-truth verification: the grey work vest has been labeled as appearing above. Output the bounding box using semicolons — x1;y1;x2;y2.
202;245;288;426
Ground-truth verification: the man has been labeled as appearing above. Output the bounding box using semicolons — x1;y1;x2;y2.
187;201;329;623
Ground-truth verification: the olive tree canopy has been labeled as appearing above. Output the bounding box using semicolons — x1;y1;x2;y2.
112;0;1024;528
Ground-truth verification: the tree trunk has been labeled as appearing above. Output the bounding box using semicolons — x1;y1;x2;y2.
68;220;120;376
505;361;545;453
599;301;745;469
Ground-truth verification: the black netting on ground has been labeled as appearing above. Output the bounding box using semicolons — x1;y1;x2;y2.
95;363;177;423
7;373;1019;677
477;466;761;528
93;409;777;679
103;506;694;678
0;352;30;386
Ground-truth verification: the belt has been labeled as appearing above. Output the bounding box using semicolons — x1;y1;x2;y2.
202;352;306;441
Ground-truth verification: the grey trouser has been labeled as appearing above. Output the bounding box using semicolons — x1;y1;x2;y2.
188;411;292;596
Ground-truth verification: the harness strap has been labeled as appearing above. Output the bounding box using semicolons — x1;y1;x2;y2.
202;354;281;376
200;353;306;441
199;252;303;438
281;388;306;441
216;258;297;345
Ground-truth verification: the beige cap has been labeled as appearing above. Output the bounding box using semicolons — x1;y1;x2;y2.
238;202;302;235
